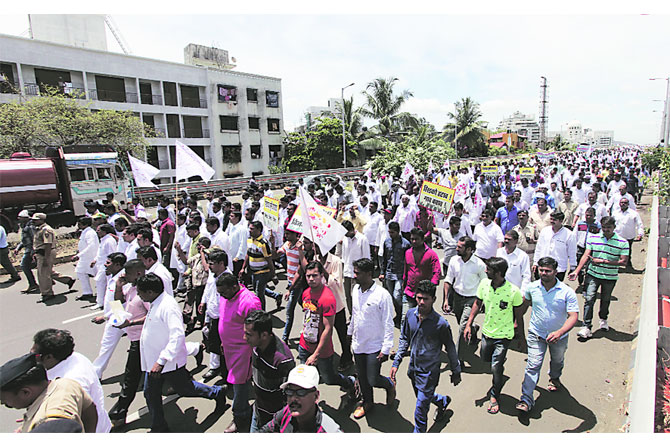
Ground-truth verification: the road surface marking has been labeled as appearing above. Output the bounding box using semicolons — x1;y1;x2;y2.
62;310;103;324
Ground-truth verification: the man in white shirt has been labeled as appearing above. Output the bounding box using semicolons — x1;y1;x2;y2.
341;220;370;317
607;183;637;215
170;214;190;293
363;201;384;272
121;225;140;261
392;195;416;240
349;258;396;419
473;208;504;261
533;210;577;282
91;252;127;379
570;179;587;205
607;172;625;198
93;224;118;310
443;236;487;363
204;217;233;272
496;230;532;294
31;328;112;432
137;246;174;297
137;273;226;433
573;191;608;227
72;216;99;301
612;197;644;269
227;211;248;277
513;190;530;212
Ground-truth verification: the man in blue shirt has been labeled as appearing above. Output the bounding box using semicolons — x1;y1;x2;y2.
380;221;411;326
516;256;578;413
391;280;461;432
495;195;519;234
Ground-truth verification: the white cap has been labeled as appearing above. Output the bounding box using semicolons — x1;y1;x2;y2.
18;210;31;218
137;210;148;219
280;364;319;390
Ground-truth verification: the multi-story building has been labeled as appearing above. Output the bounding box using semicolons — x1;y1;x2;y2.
298;97;342;131
497;111;541;145
0;31;284;183
547;120;614;147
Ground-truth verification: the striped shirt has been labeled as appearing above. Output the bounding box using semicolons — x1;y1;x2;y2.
247;235;272;274
278;241;300;280
585;232;629;281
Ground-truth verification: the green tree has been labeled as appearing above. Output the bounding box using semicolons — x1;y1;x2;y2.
442;97;488;158
334;96;363;139
281;117;356;172
367;139;456;177
360;77;416;136
547;134;569;151
0;87;152;163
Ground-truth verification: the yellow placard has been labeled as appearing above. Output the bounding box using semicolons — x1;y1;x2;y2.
481;165;498;176
520;167;536;177
262;196;280;231
418;181;456;215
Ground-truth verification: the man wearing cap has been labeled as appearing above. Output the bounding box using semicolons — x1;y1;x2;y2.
14;210;38;293
258;364;342;433
72;216;99;301
31;213;74;301
0;353;98;432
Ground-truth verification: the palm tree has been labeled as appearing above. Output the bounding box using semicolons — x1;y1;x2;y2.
547;134;568;151
442;97;487;157
333;96;363;139
360;77;416;136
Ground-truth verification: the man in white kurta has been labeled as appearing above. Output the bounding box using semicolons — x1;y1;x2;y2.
73;217;99;299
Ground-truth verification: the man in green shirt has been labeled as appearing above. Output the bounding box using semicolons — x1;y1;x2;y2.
464;257;524;414
569;216;629;339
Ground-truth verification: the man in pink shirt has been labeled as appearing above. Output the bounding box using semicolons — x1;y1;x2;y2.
402;228;441;325
217;273;262;433
108;259;149;427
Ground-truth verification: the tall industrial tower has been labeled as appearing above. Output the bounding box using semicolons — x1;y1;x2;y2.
539;76;548;150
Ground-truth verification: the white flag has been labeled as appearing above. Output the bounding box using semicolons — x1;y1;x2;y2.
400;162;415;182
298;186;347;255
443;159;450;169
128;154;160;188
364;166;372;179
175;140;215;183
428;161;435;172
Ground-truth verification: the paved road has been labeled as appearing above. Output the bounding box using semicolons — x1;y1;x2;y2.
0;196;651;433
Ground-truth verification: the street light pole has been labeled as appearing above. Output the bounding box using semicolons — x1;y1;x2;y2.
650;77;670;148
341;82;355;167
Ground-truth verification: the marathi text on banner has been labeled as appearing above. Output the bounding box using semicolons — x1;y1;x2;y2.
418;181;456;216
262;196;280;231
519;167;536;178
481;165;498;176
286;203;337;234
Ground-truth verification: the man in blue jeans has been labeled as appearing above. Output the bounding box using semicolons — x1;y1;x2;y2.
391;280;461;432
516;257;578;413
380;221;410;326
137;273;226;432
464;257;524;415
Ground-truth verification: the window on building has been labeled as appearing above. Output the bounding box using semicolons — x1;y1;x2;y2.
166;114;181;138
94;75;126;102
183;116;203;138
266;91;279;107
222;145;242;163
163;82;178;106
247;88;258;102
35;68;72;96
217;84;237;102
248;117;260;130
1;63;16;93
139;82;153;105
267;118;280;133
146;146;160;168
220;115;239;131
250;145;262;159
269;145;282;159
181;85;202;108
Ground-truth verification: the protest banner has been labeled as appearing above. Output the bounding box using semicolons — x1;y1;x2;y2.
262;196;280;230
520;167;536;178
287;203;337;234
418;181;456;215
481;165;498;176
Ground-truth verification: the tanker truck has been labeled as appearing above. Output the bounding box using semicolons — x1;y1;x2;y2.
0;145;131;232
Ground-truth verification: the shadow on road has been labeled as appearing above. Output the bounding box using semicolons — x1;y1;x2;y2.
321;401;361;433
518;384;597;432
117;397;229;433
592;327;637;343
363;402;415;433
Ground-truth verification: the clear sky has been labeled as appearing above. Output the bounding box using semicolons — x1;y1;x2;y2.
2;2;669;145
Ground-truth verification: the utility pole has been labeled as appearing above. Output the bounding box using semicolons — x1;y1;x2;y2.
539;76;548;150
341;82;354;167
650;77;670;148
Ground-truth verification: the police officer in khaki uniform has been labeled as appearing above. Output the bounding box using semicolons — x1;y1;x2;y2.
31;213;74;301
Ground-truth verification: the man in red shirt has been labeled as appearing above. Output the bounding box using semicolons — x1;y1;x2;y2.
157;208;175;269
298;261;356;397
402;228;441;325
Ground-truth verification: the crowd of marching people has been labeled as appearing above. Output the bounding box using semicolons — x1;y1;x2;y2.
0;146;647;433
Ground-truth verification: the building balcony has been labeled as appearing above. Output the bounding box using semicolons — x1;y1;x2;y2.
140;93;164;105
181;97;207;108
89;89;139;104
182;128;210;138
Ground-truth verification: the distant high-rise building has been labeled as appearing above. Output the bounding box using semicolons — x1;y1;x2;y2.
497;111;541;144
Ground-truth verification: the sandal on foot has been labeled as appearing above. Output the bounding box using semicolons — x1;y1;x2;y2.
487;399;500;414
547;379;562;392
515;401;529;412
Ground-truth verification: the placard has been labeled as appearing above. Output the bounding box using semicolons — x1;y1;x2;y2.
262;196;280;230
520;167;536;178
418;181;456;216
481;165;498;176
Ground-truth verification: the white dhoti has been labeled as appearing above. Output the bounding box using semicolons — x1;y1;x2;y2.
92;322;124;379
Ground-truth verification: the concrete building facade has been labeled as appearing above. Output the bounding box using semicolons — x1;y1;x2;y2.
0;33;284;183
547;120;614;147
497;111;541;144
